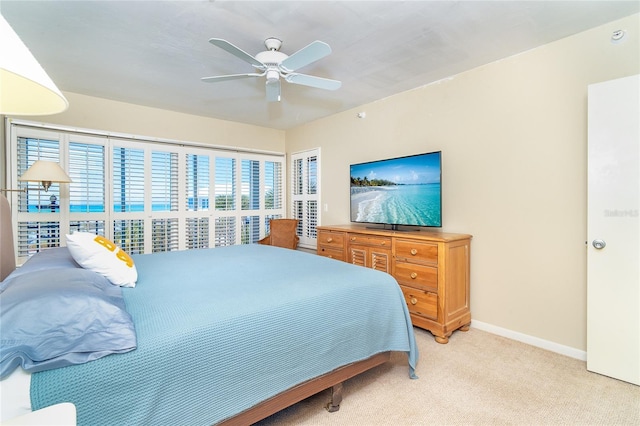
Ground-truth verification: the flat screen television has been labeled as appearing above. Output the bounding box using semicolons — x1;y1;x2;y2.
350;151;441;229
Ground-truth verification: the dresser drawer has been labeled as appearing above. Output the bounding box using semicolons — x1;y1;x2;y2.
394;262;437;291
348;233;391;248
318;247;345;261
395;239;438;264
399;285;437;320
317;230;345;249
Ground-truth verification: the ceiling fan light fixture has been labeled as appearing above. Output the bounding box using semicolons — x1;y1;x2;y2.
266;69;280;83
203;37;341;102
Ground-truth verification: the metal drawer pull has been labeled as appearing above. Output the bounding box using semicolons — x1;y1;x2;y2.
410;297;418;305
410;249;418;255
410;272;418;279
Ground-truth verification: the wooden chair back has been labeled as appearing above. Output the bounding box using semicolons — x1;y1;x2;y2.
258;219;300;250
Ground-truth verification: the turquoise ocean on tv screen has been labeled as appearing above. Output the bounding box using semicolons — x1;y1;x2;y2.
351;183;441;227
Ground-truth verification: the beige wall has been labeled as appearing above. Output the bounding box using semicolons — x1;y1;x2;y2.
285;14;640;351
7;92;285;153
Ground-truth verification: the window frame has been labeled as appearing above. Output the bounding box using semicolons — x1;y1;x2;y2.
6;120;286;264
290;148;320;250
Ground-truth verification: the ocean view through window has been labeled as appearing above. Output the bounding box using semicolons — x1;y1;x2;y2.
8;121;285;263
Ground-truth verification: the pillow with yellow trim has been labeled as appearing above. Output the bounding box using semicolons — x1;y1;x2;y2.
65;232;137;287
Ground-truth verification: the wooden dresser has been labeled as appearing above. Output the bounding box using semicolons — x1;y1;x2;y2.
317;224;471;343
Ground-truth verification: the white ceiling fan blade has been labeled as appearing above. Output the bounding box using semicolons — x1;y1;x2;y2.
285;73;341;91
279;40;331;72
209;38;266;69
201;73;263;83
265;79;281;102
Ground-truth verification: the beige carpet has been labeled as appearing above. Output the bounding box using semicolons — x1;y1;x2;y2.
257;327;640;425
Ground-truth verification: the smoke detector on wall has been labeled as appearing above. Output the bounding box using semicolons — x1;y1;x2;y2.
611;29;626;44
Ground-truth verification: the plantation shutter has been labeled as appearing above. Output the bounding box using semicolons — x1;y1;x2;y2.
112;146;145;254
68;136;107;238
214;156;236;246
8;121;285;262
152;151;179;212
17;136;61;213
151;150;179;252
183;152;211;248
290;148;320;249
15;134;62;260
241;159;260;243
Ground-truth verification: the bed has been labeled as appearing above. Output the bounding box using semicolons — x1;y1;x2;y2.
0;194;418;425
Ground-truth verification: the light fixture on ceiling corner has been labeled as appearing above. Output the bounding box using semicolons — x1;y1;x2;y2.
0;14;69;115
611;29;626;44
357;112;366;119
18;160;72;192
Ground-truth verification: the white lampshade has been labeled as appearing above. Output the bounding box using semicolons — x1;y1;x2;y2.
19;160;72;192
0;14;69;115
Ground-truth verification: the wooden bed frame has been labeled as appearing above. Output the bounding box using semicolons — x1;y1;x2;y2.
0;193;391;424
222;351;390;425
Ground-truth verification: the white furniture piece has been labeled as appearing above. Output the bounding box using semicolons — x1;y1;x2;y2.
1;403;76;426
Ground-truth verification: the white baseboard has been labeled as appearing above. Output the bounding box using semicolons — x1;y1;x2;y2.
471;320;587;361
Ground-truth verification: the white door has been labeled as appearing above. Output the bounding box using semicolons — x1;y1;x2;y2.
587;74;639;385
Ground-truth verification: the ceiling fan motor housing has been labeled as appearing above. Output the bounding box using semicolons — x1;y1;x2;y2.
255;51;288;70
264;37;282;51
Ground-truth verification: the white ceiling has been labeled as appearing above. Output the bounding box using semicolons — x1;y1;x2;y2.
2;1;638;130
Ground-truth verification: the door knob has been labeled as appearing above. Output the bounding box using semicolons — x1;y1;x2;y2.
592;239;606;249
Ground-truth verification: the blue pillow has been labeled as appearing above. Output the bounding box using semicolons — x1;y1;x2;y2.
0;248;80;289
0;251;137;379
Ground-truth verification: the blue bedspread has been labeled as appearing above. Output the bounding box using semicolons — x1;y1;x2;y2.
31;245;418;425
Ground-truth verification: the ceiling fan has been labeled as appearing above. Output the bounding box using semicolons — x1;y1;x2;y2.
201;37;341;102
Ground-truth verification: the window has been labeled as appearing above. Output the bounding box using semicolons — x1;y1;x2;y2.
151;151;178;212
15;130;67;258
7;121;285;263
68;135;108;248
291;148;320;249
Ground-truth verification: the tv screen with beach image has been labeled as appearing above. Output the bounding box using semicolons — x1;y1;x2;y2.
350;151;441;227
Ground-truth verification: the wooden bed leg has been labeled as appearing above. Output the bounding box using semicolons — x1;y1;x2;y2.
325;382;343;412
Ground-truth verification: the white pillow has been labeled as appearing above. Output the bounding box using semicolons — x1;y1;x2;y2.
65;232;137;287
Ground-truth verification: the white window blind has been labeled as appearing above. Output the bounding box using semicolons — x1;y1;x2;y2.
113;147;145;213
215;156;235;211
215;216;236;247
290;149;320;249
17;136;61;213
8;121;285;262
69;142;105;213
152;218;179;252
242;159;260;211
265;161;282;210
186;153;209;211
67;135;108;247
242;215;260;244
15;133;63;260
151;150;179;252
69;220;105;235
152;151;178;212
17;221;60;257
186;217;209;250
114;219;145;254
